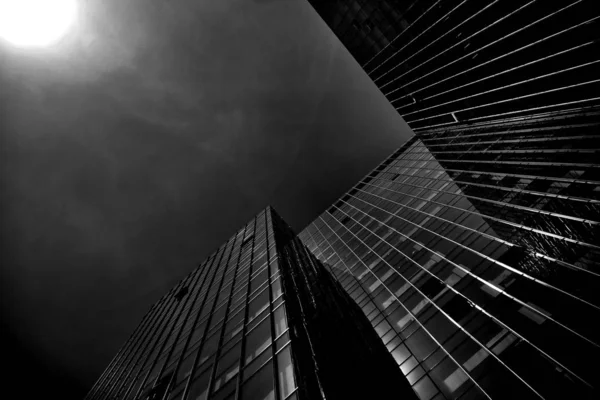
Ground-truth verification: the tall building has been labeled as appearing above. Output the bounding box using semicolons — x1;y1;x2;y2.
298;1;600;398
85;207;415;400
299;137;599;399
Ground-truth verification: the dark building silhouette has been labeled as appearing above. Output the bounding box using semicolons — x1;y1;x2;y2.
298;2;600;398
85;207;416;400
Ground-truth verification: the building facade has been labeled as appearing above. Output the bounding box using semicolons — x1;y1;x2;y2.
306;0;599;129
298;1;600;398
85;207;415;400
299;136;599;400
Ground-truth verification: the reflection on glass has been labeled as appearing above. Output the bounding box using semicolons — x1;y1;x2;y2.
242;361;275;400
277;346;295;399
271;278;282;298
274;306;287;336
245;317;272;365
186;369;210;400
248;290;270;322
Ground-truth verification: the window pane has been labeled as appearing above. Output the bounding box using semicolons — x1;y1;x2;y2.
248;290;270;322
251;268;269;293
187;369;210;400
273;306;288;336
216;341;241;378
414;376;438;400
271;278;282;298
198;333;219;365
245;317;272;364
242;361;275;400
277;346;296;399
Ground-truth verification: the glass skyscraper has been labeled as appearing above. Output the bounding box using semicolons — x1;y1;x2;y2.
85;207;415;400
299;0;600;399
300;136;599;399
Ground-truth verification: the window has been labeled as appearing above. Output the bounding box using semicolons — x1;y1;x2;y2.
273;306;288;336
443;368;469;393
198;333;219;365
248;290;270;323
187;369;211;400
271;278;282;299
277;346;296;399
242;362;275;400
214;341;241;390
391;344;411;365
245;317;272;364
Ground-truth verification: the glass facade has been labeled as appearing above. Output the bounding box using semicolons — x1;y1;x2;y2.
85;207;415;400
300;2;600;398
299;136;599;399
306;0;599;128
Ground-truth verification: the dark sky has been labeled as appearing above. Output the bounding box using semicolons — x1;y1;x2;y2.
0;0;411;398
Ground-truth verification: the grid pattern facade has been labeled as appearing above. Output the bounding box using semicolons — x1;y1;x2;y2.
86;208;416;400
299;136;599;400
301;2;600;398
271;211;417;400
306;0;600;129
86;209;299;400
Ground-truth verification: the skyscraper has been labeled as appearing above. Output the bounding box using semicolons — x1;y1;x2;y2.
300;137;599;399
299;1;600;398
85;207;415;400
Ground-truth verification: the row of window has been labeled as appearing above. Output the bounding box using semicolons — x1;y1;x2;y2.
89;210;300;400
299;140;597;398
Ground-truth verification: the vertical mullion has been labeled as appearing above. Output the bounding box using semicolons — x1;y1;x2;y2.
235;214;266;399
157;252;223;399
139;263;207;394
115;269;211;400
103;296;174;400
119;292;179;399
264;209;282;400
87;302;156;399
129;269;200;400
180;235;238;400
167;246;226;400
207;220;255;399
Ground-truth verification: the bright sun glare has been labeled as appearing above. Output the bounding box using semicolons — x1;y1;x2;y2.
0;0;77;47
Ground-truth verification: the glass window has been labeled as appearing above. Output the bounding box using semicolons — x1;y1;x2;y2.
212;378;237;400
244;345;272;380
186;368;210;400
216;341;241;379
273;305;288;336
277;346;296;399
391;344;411;365
275;331;290;352
406;328;437;362
198;333;219;365
242;361;275;400
224;309;245;339
271;278;282;298
251;268;269;294
248;289;270;322
443;367;469;393
413;376;438;400
245;317;272;364
400;355;419;375
175;352;195;383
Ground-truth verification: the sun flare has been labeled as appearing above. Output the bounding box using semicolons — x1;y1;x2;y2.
0;0;77;47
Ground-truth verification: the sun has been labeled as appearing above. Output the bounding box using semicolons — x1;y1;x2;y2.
0;0;77;47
